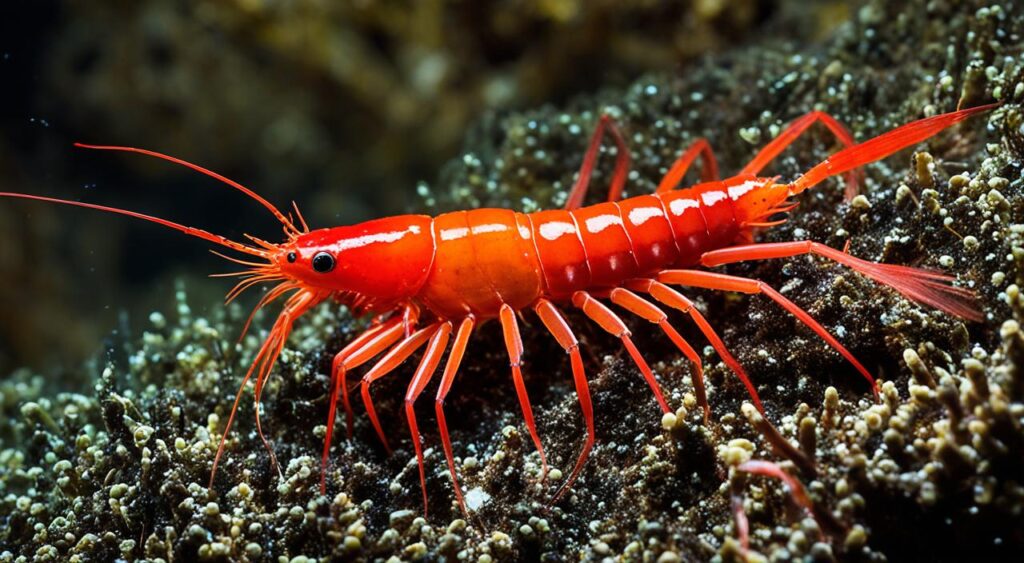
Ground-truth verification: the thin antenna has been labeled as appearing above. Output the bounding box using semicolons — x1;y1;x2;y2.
0;192;267;257
73;143;300;235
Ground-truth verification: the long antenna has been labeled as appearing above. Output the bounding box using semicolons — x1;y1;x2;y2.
791;103;999;194
73;143;302;235
0;192;267;257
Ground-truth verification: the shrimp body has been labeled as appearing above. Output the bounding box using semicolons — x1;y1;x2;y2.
0;103;996;519
287;175;784;320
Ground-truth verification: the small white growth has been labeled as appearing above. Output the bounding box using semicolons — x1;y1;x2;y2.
464;488;491;512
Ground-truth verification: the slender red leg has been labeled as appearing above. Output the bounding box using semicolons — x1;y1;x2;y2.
335;318;408;440
625;279;763;413
732;490;750;555
252;317;292;479
499;304;550;480
739;460;844;537
791;103;998;195
609;288;709;421
658;269;879;399
211;354;260;487
254;366;281;476
738;110;860;199
564;115;631;210
360;324;441;453
571;291;671;413
655;138;720;193
321;316;406;493
435;316;476;518
700;241;981;322
404;322;453;517
211;291;322;486
252;292;322;478
331;317;403;436
534;299;593;504
737;460;815;517
343;311;419;437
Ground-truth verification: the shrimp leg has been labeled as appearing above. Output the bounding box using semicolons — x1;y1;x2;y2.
567;116;720;205
699;241;981;322
360;324;441;452
533;299;593;505
655;138;720;192
608;288;709;421
404;322;453;516
321;316;406;493
435;316;476;518
335;318;410;440
571;291;671;413
658;270;879;399
499;304;550;480
625;279;763;413
564;115;631;209
251;291;322;479
738;110;859;198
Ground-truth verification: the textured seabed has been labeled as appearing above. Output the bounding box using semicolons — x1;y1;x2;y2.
2;0;1023;561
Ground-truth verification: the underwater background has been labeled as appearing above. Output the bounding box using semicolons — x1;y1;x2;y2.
2;0;1023;561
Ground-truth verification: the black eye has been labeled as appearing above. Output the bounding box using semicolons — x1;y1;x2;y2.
312;252;335;273
286;252;297;263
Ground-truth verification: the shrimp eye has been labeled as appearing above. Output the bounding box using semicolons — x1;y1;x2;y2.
312;251;335;273
286;252;297;263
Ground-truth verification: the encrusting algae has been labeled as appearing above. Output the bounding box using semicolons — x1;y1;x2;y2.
2;0;1024;560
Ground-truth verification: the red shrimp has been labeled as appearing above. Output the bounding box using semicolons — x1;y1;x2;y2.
0;103;995;518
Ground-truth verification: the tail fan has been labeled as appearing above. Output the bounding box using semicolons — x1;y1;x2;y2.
813;244;982;322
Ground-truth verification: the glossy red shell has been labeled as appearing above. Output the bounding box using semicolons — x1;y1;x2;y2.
287;176;781;319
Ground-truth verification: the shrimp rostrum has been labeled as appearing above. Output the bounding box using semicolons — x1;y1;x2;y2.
0;103;995;517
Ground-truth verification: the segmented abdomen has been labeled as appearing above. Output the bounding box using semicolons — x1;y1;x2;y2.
416;178;755;318
529;179;746;299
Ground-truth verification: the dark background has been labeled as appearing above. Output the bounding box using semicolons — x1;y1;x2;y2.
0;0;833;375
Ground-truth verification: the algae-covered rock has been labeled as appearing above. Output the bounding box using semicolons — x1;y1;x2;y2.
2;0;1023;560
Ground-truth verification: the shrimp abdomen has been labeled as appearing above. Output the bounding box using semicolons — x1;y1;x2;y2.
416;178;771;318
417;209;543;318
